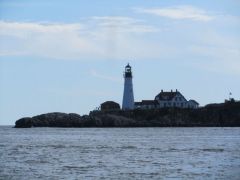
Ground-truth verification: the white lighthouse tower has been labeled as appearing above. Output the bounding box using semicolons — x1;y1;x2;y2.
122;63;134;110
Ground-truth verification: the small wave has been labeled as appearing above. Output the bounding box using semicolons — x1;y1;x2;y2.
25;159;49;164
50;144;66;149
150;147;180;152
202;148;224;152
168;148;178;151
63;166;83;169
63;165;97;171
136;160;152;164
37;144;66;149
119;145;137;149
96;145;112;149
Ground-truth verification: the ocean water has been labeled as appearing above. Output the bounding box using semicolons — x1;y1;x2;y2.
0;127;240;179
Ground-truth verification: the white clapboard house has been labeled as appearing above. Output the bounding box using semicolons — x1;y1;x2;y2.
135;90;199;109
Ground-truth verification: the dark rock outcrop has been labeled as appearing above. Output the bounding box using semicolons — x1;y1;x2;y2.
15;117;32;128
15;113;86;128
15;101;240;128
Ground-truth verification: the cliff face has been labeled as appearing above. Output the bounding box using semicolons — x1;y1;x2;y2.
15;102;240;128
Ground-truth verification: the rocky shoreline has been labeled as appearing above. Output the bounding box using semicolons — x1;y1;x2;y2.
15;101;240;128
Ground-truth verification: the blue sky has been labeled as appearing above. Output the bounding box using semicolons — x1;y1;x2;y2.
0;0;240;125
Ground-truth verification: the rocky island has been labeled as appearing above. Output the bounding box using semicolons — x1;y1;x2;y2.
15;64;240;128
15;101;240;128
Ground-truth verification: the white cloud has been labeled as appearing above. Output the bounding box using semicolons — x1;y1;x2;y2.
0;18;158;60
0;21;83;36
91;16;158;33
0;21;99;59
0;13;240;75
135;5;214;21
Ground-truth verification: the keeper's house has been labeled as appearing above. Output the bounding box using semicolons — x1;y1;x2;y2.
135;90;199;109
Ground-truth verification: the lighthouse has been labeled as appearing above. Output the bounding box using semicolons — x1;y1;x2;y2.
122;63;134;110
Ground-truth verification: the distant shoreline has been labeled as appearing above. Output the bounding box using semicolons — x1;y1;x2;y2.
14;101;240;128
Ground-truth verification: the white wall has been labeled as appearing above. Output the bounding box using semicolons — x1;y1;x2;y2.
122;77;134;110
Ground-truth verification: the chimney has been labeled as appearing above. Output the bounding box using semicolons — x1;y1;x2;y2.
176;89;178;92
171;89;173;92
161;89;163;93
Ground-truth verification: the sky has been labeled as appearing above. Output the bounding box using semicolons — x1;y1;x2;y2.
0;0;240;125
